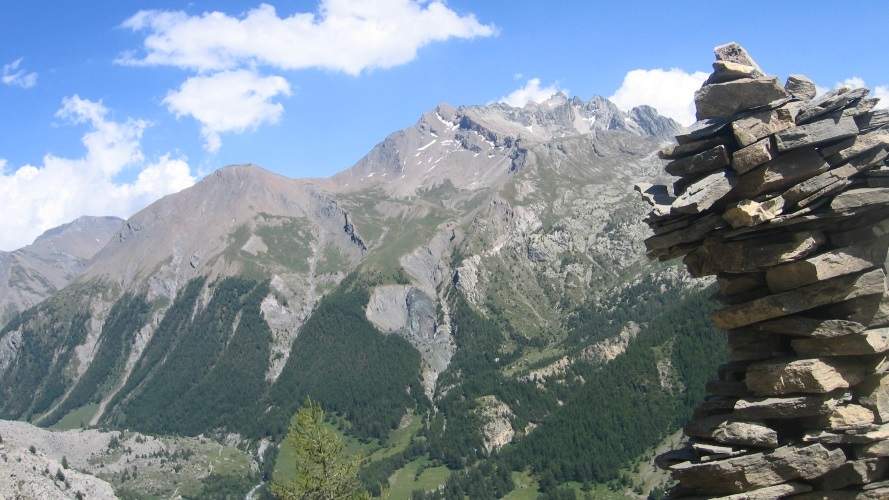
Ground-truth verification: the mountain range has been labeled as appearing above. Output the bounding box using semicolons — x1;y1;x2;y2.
0;93;726;498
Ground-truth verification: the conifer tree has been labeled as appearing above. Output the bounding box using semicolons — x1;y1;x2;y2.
272;397;368;500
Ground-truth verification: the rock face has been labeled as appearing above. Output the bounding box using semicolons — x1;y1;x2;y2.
638;43;889;497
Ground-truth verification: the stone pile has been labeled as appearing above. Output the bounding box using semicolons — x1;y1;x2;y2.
637;42;889;498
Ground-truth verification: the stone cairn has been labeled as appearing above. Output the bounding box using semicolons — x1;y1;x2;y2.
637;43;889;498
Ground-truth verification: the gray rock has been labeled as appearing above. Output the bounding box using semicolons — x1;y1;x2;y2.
711;268;886;330
635;183;674;217
745;357;866;396
731;146;829;202
856;439;889;458
829;218;889;248
797;179;853;209
694;397;739;420
749;316;866;338
732;137;777;174
658;135;729;160
797;87;870;124
672;168;738;215
669;443;845;495
774;115;860;152
714;42;765;76
831;187;889;212
693;441;746;457
665;144;731;177
783;149;889;207
856;109;889;131
718;272;767;296
823;127;889;166
732;106;796;147
656;447;698;470
695;77;789;121
785;75;817;100
803;424;889;445
734;391;850;420
684;230;824;278
716;482;813;499
826;292;889;330
648;212;697;234
765;236;889;293
644;213;725;254
684;415;779;448
812;458;889;490
856;373;889;424
727;328;789;361
792;329;889;357
802;404;876;431
675;117;731;145
706;380;753;398
843;97;880;118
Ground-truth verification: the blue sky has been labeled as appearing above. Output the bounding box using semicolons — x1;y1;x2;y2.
1;0;887;250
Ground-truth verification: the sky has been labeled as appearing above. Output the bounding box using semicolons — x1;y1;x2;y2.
1;1;887;251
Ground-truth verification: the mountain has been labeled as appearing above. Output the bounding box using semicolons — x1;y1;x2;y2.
0;215;123;327
0;95;723;497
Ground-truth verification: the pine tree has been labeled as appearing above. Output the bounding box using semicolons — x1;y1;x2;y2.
272;397;368;499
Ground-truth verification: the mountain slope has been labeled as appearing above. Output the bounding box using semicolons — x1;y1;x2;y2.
0;94;721;497
0;215;122;328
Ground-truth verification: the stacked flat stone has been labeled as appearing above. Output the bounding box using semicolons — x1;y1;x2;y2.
638;43;889;499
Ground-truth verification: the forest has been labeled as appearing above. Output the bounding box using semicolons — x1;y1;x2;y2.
0;265;725;498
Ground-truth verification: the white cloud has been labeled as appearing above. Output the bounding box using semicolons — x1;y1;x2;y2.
609;68;708;126
118;1;495;151
875;86;888;110
118;1;497;75
0;96;195;251
2;58;37;89
163;70;291;152
840;77;866;89
498;78;568;108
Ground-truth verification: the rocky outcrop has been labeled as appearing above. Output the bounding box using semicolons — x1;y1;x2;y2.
639;43;889;498
0;432;117;499
475;395;516;453
366;284;454;397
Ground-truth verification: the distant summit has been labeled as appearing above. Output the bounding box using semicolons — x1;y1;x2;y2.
326;94;680;194
0;215;123;326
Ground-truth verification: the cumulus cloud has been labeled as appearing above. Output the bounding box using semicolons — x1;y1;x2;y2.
609;68;708;126
498;78;568;108
875;86;889;110
163;70;291;152
117;1;495;151
2;58;37;89
118;1;496;74
840;77;866;89
0;96;195;251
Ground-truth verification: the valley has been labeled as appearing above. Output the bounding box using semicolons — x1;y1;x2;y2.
0;93;726;499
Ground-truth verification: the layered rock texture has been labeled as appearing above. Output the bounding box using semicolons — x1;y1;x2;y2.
639;43;889;498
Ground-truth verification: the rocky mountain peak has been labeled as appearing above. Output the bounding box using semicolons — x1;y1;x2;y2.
326;94;679;195
0;215;123;327
629;105;682;141
30;215;124;259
